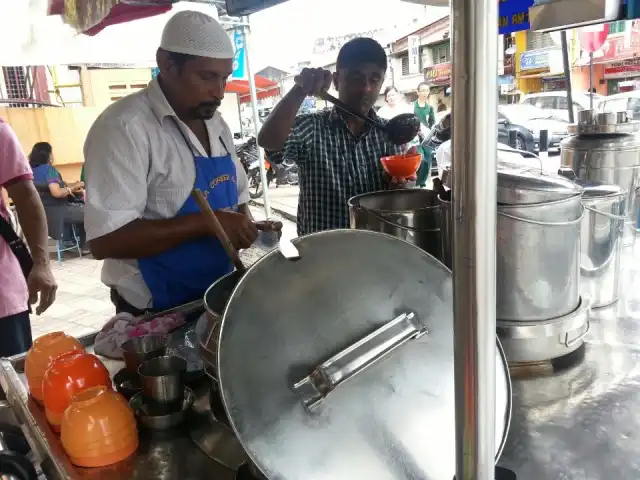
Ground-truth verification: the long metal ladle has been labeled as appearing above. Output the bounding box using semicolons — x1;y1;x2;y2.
320;92;421;146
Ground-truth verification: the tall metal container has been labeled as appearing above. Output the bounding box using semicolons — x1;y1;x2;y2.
577;181;626;308
348;189;442;261
441;168;584;321
560;111;640;246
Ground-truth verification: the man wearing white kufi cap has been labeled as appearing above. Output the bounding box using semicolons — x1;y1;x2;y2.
83;11;281;315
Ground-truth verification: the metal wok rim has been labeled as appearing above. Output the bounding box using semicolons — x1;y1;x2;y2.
215;229;513;474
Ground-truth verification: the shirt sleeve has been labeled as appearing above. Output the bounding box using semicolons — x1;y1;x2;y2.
283;114;315;166
46;165;63;185
83;116;149;242
219;117;250;205
0;122;32;187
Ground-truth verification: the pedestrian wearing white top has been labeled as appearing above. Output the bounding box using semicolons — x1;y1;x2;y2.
83;10;282;314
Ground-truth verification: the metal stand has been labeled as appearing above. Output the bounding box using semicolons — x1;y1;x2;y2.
450;0;498;478
240;19;271;218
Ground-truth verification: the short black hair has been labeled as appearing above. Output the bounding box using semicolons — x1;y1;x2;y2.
29;142;52;168
159;48;197;72
417;82;430;91
383;86;398;99
336;37;387;72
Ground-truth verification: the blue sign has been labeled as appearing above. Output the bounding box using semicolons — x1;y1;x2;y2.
499;0;535;35
519;50;550;70
232;30;246;80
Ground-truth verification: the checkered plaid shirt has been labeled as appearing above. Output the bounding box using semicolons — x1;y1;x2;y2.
284;108;402;236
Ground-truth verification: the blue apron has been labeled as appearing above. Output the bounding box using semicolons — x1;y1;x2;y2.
138;123;238;310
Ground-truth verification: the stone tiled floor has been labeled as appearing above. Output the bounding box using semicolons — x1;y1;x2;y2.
30;206;297;340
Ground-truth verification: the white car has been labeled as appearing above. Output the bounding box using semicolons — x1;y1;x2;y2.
598;91;640;120
520;91;601;122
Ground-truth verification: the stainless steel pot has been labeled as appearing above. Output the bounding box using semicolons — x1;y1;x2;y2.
438;195;452;270
215;229;512;480
578;181;626;308
196;271;243;381
348;189;442;260
497;198;583;321
561;117;640;246
496;295;591;364
497;167;583;205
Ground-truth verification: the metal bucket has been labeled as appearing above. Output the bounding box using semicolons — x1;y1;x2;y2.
348;189;442;260
580;191;626;308
438;195;452;269
497;196;584;321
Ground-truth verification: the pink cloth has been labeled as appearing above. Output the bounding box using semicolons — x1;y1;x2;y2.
0;119;32;318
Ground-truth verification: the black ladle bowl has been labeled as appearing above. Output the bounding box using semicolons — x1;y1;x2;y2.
321;92;421;145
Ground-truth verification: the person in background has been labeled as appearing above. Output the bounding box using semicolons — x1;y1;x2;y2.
30;142;84;202
29;142;88;253
83;11;280;315
437;100;447;113
258;37;411;236
414;82;436;188
0;120;57;356
377;86;412;119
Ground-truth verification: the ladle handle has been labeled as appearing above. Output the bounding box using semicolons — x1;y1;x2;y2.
192;189;246;274
319;92;385;131
292;312;427;410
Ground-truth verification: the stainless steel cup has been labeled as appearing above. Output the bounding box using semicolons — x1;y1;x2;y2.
138;355;187;415
121;335;168;373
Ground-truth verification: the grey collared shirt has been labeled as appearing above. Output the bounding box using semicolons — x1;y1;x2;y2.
284;107;402;236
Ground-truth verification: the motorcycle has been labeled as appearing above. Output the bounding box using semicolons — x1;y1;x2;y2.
235;137;298;199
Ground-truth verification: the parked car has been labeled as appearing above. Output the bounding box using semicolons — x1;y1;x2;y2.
598;91;640;120
520;91;601;122
498;104;570;153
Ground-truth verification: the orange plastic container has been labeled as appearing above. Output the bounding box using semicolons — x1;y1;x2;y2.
25;332;84;404
380;153;422;179
43;351;112;433
61;386;138;468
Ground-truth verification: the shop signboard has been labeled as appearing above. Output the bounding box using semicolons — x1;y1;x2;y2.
520;49;554;71
408;35;421;76
604;57;640;79
499;0;535;35
424;63;451;85
232;30;246;80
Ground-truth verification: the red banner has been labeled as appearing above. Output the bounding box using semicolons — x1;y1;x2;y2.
424;63;451;85
604;58;640;79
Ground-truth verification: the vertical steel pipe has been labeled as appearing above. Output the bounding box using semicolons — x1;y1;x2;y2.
242;20;272;218
450;0;498;477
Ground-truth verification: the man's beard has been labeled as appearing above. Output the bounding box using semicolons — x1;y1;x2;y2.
192;102;221;120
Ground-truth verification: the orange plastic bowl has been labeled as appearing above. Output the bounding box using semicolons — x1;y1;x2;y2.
380;153;422;178
43;351;112;433
25;332;84;404
61;386;138;468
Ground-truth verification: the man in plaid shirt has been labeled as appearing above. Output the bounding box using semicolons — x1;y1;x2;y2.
259;38;406;236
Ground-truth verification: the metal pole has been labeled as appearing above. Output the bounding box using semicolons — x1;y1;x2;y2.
589;52;594;109
241;19;271;218
560;31;575;124
451;0;497;477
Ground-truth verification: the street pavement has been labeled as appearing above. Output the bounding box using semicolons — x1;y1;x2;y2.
29;206;297;339
250;185;299;221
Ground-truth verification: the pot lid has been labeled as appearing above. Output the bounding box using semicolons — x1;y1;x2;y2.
216;229;511;480
497;167;583;205
572;179;626;199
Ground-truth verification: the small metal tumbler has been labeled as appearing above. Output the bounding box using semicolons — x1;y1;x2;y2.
121;335;168;373
138;355;187;415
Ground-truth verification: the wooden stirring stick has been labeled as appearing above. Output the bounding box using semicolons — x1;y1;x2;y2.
192;189;246;274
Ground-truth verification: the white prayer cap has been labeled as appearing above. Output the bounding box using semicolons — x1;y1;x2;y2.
160;10;234;60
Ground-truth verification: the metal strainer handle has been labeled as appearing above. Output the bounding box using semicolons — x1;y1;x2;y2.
292;312;427;410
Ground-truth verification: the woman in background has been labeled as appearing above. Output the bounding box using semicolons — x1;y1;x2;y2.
29;142;88;253
377;86;412;119
29;142;84;203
